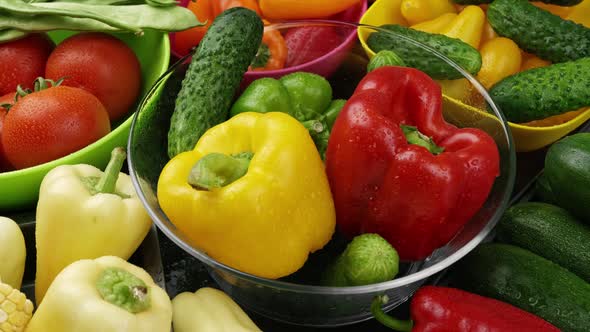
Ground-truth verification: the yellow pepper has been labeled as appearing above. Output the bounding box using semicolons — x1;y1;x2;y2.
567;0;590;27
521;55;551;71
0;217;25;290
411;5;485;49
158;112;336;279
25;256;172;332
477;37;522;89
0;278;34;332
259;0;362;19
172;287;261;332
480;19;498;45
400;0;456;26
34;148;152;304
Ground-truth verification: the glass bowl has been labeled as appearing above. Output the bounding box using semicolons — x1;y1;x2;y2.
127;21;516;327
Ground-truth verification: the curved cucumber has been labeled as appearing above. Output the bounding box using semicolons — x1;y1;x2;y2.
453;0;582;6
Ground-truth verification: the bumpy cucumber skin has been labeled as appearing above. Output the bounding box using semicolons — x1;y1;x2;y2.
497;202;590;282
366;24;482;80
453;243;590;332
545;133;590;222
168;8;263;158
454;0;582;5
488;0;590;63
489;57;590;123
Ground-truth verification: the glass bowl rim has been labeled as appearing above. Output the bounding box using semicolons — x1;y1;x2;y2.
127;20;517;295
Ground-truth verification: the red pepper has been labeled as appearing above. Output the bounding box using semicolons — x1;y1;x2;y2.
325;66;499;260
371;286;560;331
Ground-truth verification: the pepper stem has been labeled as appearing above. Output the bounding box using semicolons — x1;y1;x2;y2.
96;267;151;314
188;152;253;190
95;147;127;194
371;295;413;332
401;125;444;155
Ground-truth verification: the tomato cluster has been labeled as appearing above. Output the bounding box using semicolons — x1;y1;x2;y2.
0;33;142;171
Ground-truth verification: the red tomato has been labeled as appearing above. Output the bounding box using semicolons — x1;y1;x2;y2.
45;32;141;122
2;86;111;169
0;34;55;95
174;0;214;56
284;26;342;67
0;93;14;171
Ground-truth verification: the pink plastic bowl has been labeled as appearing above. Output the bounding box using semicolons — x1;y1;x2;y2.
170;0;368;84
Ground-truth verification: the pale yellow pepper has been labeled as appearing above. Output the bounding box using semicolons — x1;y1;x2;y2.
477;37;522;89
25;256;172;332
567;0;590;27
172;287;261;332
400;0;456;25
411;5;485;49
0;217;25;290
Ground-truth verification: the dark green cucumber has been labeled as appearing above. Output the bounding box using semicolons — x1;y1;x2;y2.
453;0;582;6
487;0;590;63
452;243;590;332
167;7;263;158
545;133;590;222
534;173;557;204
497;202;590;282
489;57;590;123
366;24;482;80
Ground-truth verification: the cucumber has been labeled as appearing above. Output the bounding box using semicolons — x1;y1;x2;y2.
452;243;590;332
366;24;482;80
496;202;590;282
489;57;590;123
453;0;582;6
487;0;590;63
167;7;263;158
545;133;590;222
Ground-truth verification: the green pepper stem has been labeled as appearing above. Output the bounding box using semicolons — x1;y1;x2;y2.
96;267;151;314
95;147;127;194
371;295;413;332
401;125;444;155
188;152;253;190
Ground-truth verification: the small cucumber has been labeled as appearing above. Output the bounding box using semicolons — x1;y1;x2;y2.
452;243;590;332
453;0;582;6
489;57;590;123
487;0;590;63
167;8;263;158
366;24;482;80
497;202;590;282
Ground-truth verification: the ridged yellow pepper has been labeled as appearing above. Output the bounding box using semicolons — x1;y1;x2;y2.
567;0;590;27
25;256;172;332
0;217;25;290
477;37;522;89
411;5;485;49
158;112;336;279
400;0;456;26
172;287;261;332
34;148;152;304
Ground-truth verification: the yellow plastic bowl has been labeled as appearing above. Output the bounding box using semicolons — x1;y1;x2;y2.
358;0;590;152
0;30;170;212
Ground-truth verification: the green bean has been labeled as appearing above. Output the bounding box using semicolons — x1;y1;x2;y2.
0;29;28;43
0;2;201;34
25;0;177;6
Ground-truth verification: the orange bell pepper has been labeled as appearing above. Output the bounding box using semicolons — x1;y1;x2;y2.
249;21;287;71
214;0;261;16
567;0;590;27
259;0;362;19
173;0;214;56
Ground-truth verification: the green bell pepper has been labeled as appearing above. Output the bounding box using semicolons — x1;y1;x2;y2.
230;72;346;159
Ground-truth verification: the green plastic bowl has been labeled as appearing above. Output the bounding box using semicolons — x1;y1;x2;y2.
0;30;170;212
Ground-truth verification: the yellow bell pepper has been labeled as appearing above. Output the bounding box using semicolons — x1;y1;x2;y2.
25;256;172;332
477;37;522;89
158;112;336;279
259;0;362;19
0;217;25;290
34;148;152;304
172;287;261;332
0;278;34;332
411;5;485;49
400;0;456;26
567;0;590;27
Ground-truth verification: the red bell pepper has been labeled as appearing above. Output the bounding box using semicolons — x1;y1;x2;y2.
325;66;499;260
371;286;560;332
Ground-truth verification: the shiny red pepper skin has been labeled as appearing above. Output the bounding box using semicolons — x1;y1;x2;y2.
325;66;500;260
411;286;560;332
